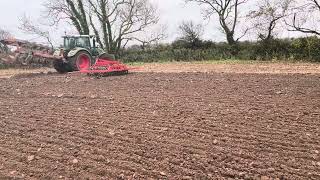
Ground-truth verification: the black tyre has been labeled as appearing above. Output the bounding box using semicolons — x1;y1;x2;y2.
68;51;92;71
53;60;72;73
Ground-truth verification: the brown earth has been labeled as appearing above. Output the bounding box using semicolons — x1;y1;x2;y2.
136;62;320;74
1;62;320;79
0;68;52;79
0;65;320;179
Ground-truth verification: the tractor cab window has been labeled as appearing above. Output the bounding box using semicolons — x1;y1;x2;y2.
76;37;90;48
64;37;91;49
64;37;76;49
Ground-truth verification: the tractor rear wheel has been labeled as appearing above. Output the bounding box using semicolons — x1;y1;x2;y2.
69;51;92;71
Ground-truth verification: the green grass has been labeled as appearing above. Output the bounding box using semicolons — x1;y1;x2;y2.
126;61;146;66
126;59;320;66
189;59;263;64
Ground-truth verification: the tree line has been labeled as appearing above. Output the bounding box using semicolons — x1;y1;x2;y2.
120;0;320;62
2;0;320;61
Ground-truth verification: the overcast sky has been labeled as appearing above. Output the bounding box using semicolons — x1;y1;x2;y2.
0;0;302;46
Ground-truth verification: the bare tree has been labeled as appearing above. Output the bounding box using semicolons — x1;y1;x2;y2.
44;0;160;54
19;15;54;50
249;0;293;41
0;28;12;41
0;28;12;53
177;21;204;48
179;21;203;42
186;0;248;45
88;0;159;54
288;0;320;35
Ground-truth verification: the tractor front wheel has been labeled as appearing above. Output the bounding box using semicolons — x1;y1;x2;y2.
69;51;92;71
53;60;71;73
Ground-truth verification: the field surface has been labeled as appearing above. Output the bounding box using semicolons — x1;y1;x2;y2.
0;63;320;179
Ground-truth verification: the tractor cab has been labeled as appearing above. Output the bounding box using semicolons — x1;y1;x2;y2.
63;35;96;50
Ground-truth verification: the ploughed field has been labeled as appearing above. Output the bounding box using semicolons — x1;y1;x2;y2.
0;71;319;179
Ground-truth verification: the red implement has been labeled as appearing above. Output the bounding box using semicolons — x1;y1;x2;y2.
79;58;131;76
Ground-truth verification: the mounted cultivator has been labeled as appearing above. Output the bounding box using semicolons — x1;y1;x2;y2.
1;35;134;76
80;59;130;76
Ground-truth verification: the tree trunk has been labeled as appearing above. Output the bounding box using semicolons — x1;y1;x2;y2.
226;33;236;45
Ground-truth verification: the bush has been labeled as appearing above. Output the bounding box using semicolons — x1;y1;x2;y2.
119;36;320;63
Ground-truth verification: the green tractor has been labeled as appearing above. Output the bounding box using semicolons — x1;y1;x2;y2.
53;35;114;73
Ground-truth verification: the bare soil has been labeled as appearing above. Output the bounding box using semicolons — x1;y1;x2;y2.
0;68;52;79
0;64;319;179
1;62;320;79
136;62;320;74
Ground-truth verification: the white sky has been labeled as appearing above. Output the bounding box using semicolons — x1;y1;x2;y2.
0;0;307;46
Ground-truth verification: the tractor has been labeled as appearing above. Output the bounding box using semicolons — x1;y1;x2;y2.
52;35;115;73
1;35;131;75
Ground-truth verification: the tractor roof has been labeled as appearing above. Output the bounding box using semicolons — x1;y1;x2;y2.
63;35;95;38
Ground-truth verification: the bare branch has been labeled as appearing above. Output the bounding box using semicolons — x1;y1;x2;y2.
127;24;167;49
19;15;54;50
287;13;320;35
186;0;249;45
287;0;320;35
43;0;161;54
249;0;294;41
